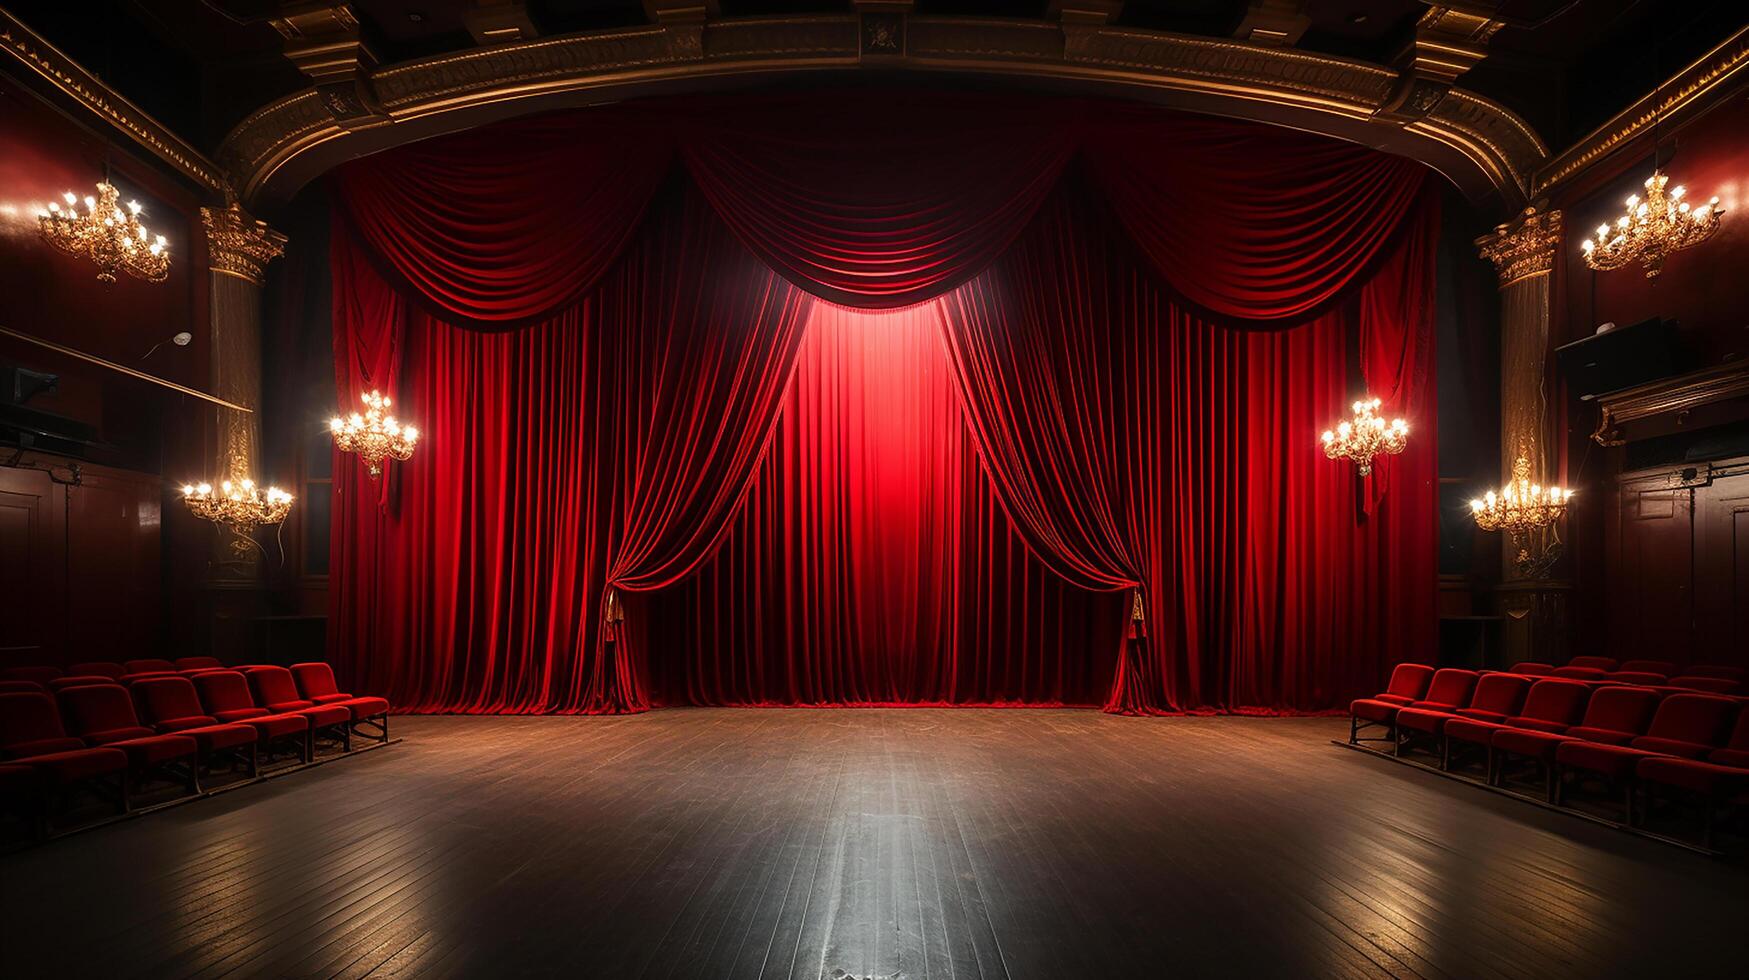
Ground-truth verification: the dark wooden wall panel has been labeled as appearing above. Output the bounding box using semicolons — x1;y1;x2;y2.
1604;459;1749;669
0;455;160;668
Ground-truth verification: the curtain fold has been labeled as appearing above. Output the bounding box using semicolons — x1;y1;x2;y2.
643;303;1125;706
327;92;1440;714
935;181;1439;712
330;184;807;713
1081;111;1429;324
332;111;675;327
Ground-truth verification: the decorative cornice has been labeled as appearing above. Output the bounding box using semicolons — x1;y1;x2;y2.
201;202;287;286
0;8;228;195
217;14;1547;210
1535;24;1749;199
1476;205;1563;288
1593;361;1749;447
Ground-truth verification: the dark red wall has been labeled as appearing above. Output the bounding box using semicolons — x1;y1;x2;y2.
1551;88;1749;668
0;74;214;667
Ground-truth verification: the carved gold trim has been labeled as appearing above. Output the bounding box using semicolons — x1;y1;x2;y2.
1592;361;1749;447
201;203;288;287
0;8;228;195
1477;206;1563;288
217;15;1546;209
1535;24;1749;198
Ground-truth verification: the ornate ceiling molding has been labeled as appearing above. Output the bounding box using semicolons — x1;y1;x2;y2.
0;8;229;196
217;13;1548;209
1535;24;1749;199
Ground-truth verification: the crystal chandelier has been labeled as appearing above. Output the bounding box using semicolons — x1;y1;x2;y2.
36;181;170;283
1580;171;1723;279
181;476;293;533
330;390;419;478
1470;452;1574;568
1320;397;1408;476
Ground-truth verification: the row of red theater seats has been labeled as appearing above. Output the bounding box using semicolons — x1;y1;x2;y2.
1503;656;1746;695
0;663;390;840
1350;664;1749;848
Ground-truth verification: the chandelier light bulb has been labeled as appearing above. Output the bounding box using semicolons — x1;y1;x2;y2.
37;181;171;283
1319;395;1407;476
1581;170;1724;279
182;471;293;533
1471;453;1574;568
331;389;420;479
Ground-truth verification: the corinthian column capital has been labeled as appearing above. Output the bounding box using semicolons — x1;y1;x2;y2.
1476;205;1563;289
201;202;287;286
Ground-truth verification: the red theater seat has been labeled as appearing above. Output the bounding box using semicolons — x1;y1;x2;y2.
0;666;62;685
123;659;177;676
290;663;392;742
1395;673;1531;769
1507;662;1554;676
1491;686;1660;802
1618;660;1679;677
47;675;119;692
174;657;224;671
57;684;199;792
1668;676;1742;695
129;676;258;771
1706;707;1749;770
192;671;314;762
1568;656;1617;671
0;680;46;695
1604;671;1667;686
69;662;127;680
0;692;130;826
1372;663;1435;707
1551;666;1609;681
1682;666;1746;682
1555;695;1738;821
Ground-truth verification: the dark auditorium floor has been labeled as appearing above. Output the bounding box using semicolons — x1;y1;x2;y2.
4;711;1745;979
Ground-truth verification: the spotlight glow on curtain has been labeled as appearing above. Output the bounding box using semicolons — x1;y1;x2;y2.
328;91;1438;715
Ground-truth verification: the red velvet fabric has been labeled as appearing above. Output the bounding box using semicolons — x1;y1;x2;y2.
644;303;1125;706
333;110;674;327
332;186;808;712
328;93;1439;714
936;184;1437;712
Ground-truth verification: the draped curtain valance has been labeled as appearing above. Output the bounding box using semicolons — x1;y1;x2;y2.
329;91;1438;715
334;91;1427;323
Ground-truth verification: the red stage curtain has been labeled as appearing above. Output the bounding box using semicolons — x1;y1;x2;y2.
329;186;807;712
333;110;675;327
643;304;1125;706
937;183;1439;712
327;93;1440;714
681;92;1077;309
1082;111;1429;324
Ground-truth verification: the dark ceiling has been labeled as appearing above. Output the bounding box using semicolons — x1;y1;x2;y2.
7;0;1745;160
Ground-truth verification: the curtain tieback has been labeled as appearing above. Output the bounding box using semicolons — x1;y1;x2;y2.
602;587;625;643
1128;587;1146;640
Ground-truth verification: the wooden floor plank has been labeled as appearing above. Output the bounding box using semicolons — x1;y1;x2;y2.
2;711;1745;979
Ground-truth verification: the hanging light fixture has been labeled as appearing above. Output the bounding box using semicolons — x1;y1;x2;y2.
1320;397;1408;476
1580;171;1723;279
330;390;419;478
1470;451;1573;569
36;181;170;283
181;475;293;534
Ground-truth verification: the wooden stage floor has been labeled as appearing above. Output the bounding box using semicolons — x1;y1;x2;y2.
4;710;1745;979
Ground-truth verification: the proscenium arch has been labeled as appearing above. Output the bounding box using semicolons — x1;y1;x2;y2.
218;16;1546;212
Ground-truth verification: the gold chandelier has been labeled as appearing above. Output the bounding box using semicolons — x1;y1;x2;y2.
330;390;419;478
1320;397;1407;476
36;181;170;283
181;476;293;534
1470;452;1573;567
1580;171;1723;279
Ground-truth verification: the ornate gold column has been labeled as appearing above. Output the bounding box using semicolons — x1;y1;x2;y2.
200;201;287;580
1476;205;1568;664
